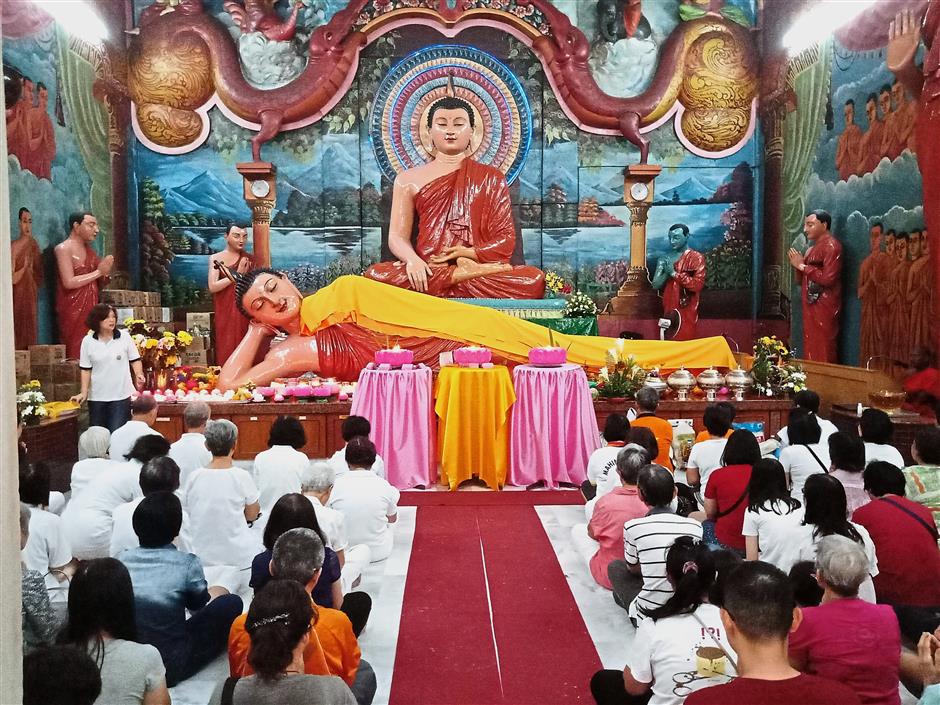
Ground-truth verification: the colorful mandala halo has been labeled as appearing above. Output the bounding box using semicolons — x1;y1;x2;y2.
371;44;532;185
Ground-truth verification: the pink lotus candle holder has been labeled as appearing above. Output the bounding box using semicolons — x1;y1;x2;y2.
374;348;414;366
528;347;567;366
311;385;332;398
257;386;276;398
453;346;492;367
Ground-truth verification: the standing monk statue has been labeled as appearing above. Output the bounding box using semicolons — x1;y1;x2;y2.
208;224;253;365
857;222;886;365
650;223;706;341
11;207;43;349
363;97;545;299
788;210;843;363
55;211;112;359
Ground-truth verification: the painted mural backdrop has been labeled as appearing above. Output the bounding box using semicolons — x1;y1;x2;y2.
131;0;758;320
3;14;110;344
796;40;926;366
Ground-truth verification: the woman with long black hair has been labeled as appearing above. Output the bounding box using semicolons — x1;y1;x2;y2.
742;458;804;571
702;430;762;552
590;537;738;705
798;473;879;602
59;558;169;705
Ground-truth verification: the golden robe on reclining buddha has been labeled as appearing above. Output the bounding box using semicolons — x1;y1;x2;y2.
216;273;737;390
362;97;545;299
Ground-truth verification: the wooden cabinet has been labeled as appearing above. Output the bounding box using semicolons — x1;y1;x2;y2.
593;398;792;438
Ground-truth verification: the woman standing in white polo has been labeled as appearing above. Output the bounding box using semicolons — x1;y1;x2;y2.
71;304;144;432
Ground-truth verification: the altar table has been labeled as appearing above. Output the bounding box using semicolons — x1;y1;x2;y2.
434;365;515;490
510;364;601;488
351;365;435;489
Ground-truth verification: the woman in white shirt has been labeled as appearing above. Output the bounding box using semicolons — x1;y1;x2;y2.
685;405;732;495
742;458;805;572
582;413;630;521
20;462;75;610
70;304;145;433
71;426;119;500
62;435;171;560
859;408;905;467
590;536;737;705
796;473;879;602
779;408;830;501
328;415;387;479
253;416;308;515
59;558;170;705
184;419;261;575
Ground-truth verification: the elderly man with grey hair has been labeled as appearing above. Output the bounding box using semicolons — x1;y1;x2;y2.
183;419;261;592
301;461;372;591
229;528;377;705
788;535;902;701
169;400;212;486
572;445;652;590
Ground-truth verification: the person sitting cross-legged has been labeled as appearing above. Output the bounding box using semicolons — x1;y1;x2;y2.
301;461;372;592
742;458;805;573
571;445;649;590
250;493;372;637
108;395;163;464
780;408;831;502
212;579;357;705
703;430;762;554
859;408;905;468
686;405;731;496
788;535;902;705
630;387;674;471
608;464;703;623
120;492;243;687
852;461;940;643
828;432;870;515
683;562;861;705
590;537;738;705
110;456;189;557
229;528;377;705
328;436;400;563
253;415;308;519
70;426;118;500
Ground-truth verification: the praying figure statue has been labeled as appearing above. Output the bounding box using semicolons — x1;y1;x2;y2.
363;97;545;299
11;207;43;349
208;224;253;366
650;223;706;341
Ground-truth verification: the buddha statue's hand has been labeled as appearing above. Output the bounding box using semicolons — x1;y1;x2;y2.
888;8;921;75
428;245;476;265
406;256;433;292
249;320;279;338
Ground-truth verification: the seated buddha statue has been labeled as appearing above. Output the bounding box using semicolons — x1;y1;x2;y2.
363;96;545;299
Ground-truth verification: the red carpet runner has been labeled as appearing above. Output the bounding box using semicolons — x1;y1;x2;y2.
390;498;602;704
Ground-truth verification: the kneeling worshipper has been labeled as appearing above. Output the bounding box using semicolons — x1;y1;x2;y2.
217;273;736;389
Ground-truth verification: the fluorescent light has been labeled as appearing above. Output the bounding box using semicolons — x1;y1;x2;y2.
783;0;878;56
31;0;109;43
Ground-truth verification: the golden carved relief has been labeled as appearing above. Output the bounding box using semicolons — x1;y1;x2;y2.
678;25;757;152
135;103;204;147
128;38;214;110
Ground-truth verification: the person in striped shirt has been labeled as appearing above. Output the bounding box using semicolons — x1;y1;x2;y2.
608;464;703;624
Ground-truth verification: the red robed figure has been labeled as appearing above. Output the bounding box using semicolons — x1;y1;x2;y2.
56;244;101;359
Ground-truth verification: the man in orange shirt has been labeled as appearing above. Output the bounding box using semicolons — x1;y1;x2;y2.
630;387;673;471
228;528;377;704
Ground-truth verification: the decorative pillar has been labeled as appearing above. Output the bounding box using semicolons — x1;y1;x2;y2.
758;86;789;318
608;164;662;317
236;162;278;268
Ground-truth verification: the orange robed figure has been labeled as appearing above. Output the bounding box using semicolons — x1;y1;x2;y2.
788;211;843;363
906;230;932;355
835;99;863;181
858;93;886;174
857;223;886;365
888;233;914;365
54;212;113;359
208;225;253;365
363;97;544;299
23;83;55;180
11;208;44;349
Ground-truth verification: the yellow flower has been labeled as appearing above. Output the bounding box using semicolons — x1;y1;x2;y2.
177;331;193;345
145;338;158;349
166;355;178;366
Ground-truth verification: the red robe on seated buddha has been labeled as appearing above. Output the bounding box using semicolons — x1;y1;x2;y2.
364;159;545;299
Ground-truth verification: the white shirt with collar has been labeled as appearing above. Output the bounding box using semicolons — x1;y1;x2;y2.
78;328;141;402
109;420;162;462
328;469;399;562
169;433;212;487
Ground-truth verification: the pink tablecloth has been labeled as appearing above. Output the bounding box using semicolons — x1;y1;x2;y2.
350;365;435;489
509;364;601;488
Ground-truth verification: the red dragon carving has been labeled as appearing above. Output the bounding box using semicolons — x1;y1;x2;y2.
129;0;756;163
223;0;304;42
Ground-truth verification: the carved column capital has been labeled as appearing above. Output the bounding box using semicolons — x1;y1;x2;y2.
251;200;276;224
628;202;651;224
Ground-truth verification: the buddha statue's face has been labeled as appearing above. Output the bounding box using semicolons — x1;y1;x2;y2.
428;107;473;156
242;272;303;328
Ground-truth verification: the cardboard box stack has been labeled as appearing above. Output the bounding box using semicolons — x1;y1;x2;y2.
184;311;215;365
103;289;170;329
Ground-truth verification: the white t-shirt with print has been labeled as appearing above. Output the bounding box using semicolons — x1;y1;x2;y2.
780;443;831;501
627;603;737;705
686;439;727;495
78;329;141;402
184;466;261;569
741;501;807;572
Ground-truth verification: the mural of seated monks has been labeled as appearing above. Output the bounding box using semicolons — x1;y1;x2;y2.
363;96;545;299
216;272;737;390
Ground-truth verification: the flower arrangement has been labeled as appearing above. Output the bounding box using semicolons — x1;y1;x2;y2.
544;270;573;298
749;336;807;397
17;380;49;425
563;291;598;318
593;344;648;399
126;319;194;369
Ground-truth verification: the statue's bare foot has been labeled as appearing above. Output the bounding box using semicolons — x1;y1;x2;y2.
451;256;512;284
